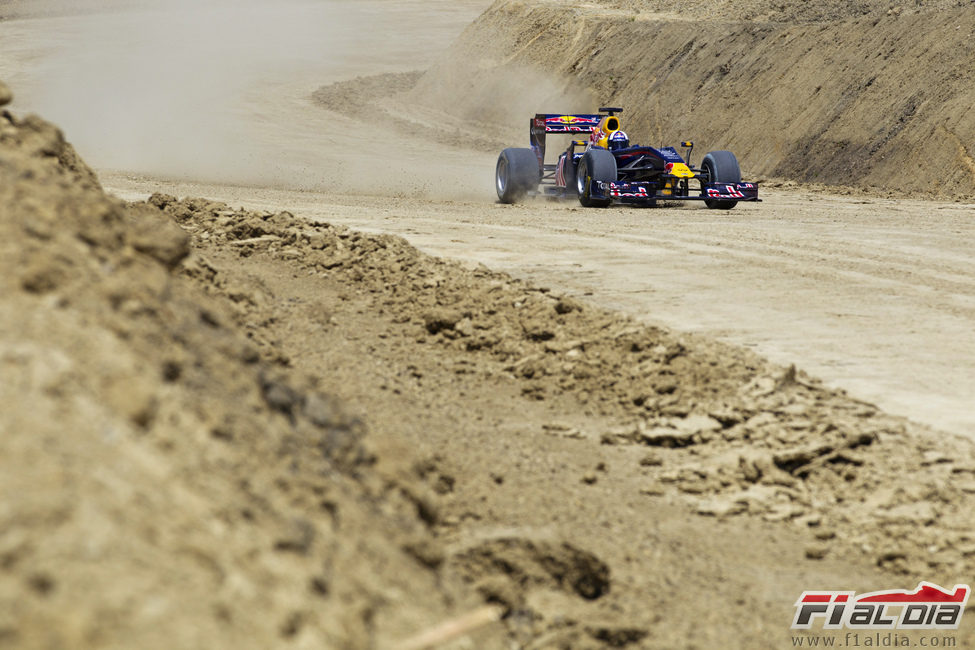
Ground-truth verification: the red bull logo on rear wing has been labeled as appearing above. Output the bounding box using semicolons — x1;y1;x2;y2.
533;114;603;134
530;114;605;166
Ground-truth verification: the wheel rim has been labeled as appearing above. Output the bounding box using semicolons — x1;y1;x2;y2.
496;158;508;195
576;159;588;197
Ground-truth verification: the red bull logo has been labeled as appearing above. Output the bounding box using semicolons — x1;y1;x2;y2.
707;185;746;198
546;115;591;125
543;115;600;133
607;182;649;198
664;162;694;178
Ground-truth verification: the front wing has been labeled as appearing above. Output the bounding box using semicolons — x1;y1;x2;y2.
597;181;761;204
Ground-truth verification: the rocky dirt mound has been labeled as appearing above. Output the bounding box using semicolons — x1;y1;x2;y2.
155;184;975;590
400;0;975;197
0;83;99;189
0;86;506;649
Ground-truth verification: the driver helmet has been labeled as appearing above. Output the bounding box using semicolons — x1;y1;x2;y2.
608;130;629;151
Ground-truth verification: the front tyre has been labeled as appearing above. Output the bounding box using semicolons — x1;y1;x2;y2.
496;148;540;204
702;150;742;210
576;148;617;208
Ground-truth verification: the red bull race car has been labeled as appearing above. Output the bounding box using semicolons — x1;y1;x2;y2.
495;107;759;209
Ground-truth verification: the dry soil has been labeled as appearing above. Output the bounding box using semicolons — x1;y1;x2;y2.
2;1;975;649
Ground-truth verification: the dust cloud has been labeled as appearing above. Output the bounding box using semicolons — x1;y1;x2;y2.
7;0;588;199
20;0;492;190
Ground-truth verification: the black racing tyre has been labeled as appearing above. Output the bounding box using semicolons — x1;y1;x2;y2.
496;148;540;204
702;150;742;210
576;148;617;208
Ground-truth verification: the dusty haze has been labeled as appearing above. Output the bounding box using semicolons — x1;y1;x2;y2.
4;0;495;190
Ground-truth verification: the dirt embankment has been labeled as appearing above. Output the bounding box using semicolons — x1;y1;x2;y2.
0;86;507;649
411;0;975;197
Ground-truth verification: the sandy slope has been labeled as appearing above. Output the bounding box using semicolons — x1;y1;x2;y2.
415;0;975;197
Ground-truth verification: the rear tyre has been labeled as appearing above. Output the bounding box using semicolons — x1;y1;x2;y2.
702;150;741;210
496;148;540;204
576;148;616;208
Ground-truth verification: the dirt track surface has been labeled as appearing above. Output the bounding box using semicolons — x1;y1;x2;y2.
103;175;975;440
4;0;975;648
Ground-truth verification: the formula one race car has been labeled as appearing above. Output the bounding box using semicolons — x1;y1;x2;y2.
495;107;759;209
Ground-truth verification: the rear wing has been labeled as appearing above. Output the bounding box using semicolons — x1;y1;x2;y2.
530;113;603;166
533;114;603;133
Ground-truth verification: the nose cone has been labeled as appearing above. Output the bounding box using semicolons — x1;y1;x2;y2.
665;162;694;178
